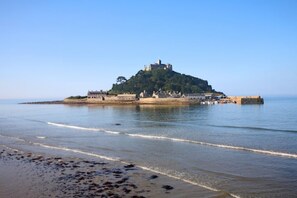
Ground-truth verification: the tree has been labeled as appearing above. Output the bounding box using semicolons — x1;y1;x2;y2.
116;76;127;84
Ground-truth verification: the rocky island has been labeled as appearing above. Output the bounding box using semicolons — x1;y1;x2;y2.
23;60;264;105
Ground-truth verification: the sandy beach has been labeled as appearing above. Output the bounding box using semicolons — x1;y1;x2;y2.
0;145;222;198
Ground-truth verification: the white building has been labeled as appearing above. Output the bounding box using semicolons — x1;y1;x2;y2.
183;93;206;100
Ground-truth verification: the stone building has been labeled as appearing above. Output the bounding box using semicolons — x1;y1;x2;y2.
183;93;206;100
144;59;172;71
152;90;181;98
88;91;137;101
87;91;107;99
139;90;149;98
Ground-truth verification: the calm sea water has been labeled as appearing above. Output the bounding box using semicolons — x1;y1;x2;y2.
1;97;297;197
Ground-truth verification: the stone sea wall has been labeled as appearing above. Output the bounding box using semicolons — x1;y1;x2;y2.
228;96;264;104
138;98;198;105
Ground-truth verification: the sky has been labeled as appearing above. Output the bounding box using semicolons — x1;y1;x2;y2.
1;0;297;99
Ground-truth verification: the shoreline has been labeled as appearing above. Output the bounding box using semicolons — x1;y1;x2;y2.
20;99;200;106
20;95;264;105
0;145;222;198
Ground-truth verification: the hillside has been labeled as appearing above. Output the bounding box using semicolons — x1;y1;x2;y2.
110;69;222;95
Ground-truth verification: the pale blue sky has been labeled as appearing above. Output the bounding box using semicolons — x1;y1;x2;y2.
1;0;297;99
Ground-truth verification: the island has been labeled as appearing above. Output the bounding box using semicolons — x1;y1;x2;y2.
24;60;264;105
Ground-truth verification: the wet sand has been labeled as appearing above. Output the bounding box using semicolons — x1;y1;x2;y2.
0;145;223;198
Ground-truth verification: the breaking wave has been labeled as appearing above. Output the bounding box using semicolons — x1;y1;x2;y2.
47;122;120;135
47;122;297;159
33;142;119;161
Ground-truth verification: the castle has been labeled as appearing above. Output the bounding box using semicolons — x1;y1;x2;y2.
144;59;172;71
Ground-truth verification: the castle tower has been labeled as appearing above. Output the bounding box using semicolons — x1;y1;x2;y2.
166;64;172;70
144;59;173;71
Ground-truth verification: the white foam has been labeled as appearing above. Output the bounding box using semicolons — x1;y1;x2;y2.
138;165;220;192
47;122;297;159
33;142;119;161
47;122;120;135
128;133;168;140
48;122;101;131
36;136;46;139
104;130;121;135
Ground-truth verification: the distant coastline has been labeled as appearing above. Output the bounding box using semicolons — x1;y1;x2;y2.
21;95;264;105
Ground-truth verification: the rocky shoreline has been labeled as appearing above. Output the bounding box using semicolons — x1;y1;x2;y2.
20;100;64;104
0;145;212;198
20;98;199;105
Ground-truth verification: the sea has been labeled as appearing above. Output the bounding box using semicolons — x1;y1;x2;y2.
0;97;297;197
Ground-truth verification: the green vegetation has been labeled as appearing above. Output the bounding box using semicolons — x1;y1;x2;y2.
110;69;221;95
116;76;127;84
66;95;87;99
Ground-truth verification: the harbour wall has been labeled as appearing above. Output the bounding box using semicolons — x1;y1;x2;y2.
228;96;264;104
